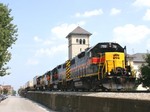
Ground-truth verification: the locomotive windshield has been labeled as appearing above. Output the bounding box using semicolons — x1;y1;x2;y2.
90;42;124;57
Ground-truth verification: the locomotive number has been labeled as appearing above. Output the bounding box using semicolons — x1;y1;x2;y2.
113;54;120;59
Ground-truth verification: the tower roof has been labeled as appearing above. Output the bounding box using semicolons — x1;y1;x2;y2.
66;26;92;38
131;53;146;62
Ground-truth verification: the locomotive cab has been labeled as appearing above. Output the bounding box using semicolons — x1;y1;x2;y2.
88;42;135;90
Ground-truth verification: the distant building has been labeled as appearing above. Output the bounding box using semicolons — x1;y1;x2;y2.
127;53;146;72
127;53;146;79
1;85;13;95
66;26;92;59
0;85;3;94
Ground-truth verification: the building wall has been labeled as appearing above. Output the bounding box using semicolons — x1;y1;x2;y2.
68;34;89;59
132;62;142;71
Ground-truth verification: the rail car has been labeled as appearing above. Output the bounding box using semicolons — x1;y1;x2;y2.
25;42;136;91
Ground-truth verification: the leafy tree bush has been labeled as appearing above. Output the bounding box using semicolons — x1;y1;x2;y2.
0;3;17;76
140;53;150;89
12;90;16;96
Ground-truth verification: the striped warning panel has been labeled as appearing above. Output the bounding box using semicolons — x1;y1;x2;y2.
66;60;71;79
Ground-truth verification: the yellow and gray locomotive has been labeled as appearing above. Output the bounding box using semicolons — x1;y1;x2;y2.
62;42;135;91
27;42;135;91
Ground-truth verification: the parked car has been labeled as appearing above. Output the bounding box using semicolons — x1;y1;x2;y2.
0;96;2;102
0;94;8;101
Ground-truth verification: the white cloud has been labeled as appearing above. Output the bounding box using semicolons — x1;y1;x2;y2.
51;23;76;38
146;38;150;50
35;44;67;57
34;36;43;42
143;9;150;21
27;59;39;65
133;0;150;7
75;9;103;18
110;8;121;16
43;40;53;46
77;21;86;26
34;36;53;46
33;22;85;59
51;22;85;38
113;24;150;44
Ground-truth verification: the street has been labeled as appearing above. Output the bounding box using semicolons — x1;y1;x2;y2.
0;96;55;112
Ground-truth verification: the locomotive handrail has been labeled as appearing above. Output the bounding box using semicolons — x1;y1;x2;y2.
113;60;116;73
98;53;104;80
98;54;101;80
101;62;105;79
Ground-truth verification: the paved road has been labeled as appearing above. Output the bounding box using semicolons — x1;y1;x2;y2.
0;96;55;112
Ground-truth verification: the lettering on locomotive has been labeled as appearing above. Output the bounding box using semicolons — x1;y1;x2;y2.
113;54;120;59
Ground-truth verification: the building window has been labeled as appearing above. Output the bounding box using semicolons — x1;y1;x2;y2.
76;39;78;43
83;39;86;44
80;39;82;44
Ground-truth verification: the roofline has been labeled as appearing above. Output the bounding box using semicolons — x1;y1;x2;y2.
66;33;92;38
66;26;92;38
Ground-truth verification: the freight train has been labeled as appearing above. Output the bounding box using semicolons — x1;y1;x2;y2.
23;42;135;91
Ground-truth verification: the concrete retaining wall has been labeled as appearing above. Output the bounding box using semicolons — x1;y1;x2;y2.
26;92;150;112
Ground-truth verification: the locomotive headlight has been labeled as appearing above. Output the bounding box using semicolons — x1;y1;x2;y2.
108;72;111;75
128;72;131;75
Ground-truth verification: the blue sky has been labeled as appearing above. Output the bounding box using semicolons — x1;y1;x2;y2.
0;0;150;91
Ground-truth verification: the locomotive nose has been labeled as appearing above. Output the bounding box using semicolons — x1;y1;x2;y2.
102;77;135;91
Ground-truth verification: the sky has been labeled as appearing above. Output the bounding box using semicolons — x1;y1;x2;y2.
0;0;150;91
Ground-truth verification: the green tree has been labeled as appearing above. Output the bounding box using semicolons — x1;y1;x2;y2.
140;53;150;89
12;90;16;96
0;3;17;76
3;88;8;94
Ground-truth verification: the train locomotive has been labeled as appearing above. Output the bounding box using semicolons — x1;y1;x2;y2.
26;42;135;91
